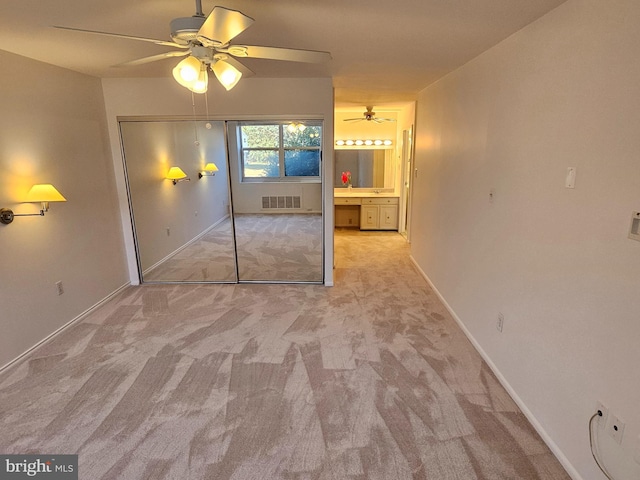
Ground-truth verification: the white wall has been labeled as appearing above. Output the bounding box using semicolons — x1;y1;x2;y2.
411;1;640;479
101;77;335;284
0;50;128;367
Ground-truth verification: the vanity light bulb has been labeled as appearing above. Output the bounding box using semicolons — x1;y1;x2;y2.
355;140;364;146
345;140;354;146
336;140;345;146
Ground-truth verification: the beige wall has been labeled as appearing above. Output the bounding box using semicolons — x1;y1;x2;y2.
411;1;640;478
0;50;128;367
101;77;335;284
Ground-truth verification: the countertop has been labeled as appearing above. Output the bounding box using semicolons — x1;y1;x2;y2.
334;190;399;198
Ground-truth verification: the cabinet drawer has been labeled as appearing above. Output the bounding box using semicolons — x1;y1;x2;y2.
361;197;399;205
334;197;361;205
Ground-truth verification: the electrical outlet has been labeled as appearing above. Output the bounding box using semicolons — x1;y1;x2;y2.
608;413;625;444
595;401;608;427
55;281;64;296
496;313;504;332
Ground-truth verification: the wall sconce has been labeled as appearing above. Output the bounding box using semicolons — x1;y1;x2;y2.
0;184;67;225
166;166;190;185
198;163;219;179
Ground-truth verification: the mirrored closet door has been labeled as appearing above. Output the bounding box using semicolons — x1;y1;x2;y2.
120;119;237;283
120;118;324;284
227;121;324;283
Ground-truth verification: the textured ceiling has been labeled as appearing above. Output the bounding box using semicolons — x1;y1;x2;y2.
0;0;567;107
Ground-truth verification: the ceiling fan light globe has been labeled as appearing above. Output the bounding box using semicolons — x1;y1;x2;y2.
212;59;242;91
189;66;209;93
173;56;202;88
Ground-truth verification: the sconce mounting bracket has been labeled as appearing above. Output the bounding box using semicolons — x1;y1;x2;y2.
0;208;14;225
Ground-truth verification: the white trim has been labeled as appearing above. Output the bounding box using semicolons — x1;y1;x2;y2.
409;255;583;480
0;281;131;374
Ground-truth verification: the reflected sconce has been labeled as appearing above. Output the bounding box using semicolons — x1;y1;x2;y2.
198;162;219;179
166;166;190;185
0;184;67;225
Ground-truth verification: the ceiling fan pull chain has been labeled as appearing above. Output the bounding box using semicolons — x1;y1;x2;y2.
191;91;200;146
204;89;212;130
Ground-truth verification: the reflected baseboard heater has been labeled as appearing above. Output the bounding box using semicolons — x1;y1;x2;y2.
262;196;301;209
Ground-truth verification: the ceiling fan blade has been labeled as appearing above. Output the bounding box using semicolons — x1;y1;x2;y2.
343;118;364;122
228;45;332;63
197;7;254;47
53;25;186;48
115;50;189;67
220;56;255;77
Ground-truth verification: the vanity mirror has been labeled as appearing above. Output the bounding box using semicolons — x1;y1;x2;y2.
334;149;394;189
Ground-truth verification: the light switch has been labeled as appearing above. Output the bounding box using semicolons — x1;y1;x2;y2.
565;167;576;188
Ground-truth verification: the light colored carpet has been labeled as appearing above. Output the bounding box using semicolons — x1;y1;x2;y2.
143;214;323;283
0;230;569;479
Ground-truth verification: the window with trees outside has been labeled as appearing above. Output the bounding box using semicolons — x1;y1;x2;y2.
239;122;322;181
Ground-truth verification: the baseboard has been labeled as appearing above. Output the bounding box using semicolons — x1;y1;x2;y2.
409;255;583;480
0;281;131;374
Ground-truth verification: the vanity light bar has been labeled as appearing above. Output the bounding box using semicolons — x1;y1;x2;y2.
335;139;393;147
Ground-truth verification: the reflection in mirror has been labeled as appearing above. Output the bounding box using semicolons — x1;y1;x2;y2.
334;149;394;189
227;121;324;283
120;120;237;283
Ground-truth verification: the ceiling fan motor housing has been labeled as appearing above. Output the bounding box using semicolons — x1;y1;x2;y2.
170;16;206;45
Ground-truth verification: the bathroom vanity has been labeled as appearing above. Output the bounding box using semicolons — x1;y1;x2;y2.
334;192;399;230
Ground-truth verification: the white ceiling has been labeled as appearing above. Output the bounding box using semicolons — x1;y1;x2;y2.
0;0;567;107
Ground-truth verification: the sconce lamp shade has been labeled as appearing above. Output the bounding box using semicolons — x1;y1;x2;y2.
25;184;66;203
166;166;188;180
198;162;219;179
0;183;66;225
212;57;242;91
166;166;190;185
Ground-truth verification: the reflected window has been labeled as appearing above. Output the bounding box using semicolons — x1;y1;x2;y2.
240;122;322;181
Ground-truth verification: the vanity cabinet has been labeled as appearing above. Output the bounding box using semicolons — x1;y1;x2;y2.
335;195;399;231
360;197;399;230
334;197;361;228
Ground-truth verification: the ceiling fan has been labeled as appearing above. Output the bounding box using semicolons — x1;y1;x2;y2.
343;106;396;123
54;0;331;93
